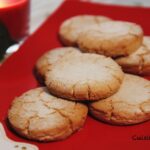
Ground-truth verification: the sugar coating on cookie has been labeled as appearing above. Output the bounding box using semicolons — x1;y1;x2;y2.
59;15;111;46
45;53;124;101
36;47;80;77
77;21;143;57
89;74;150;125
8;87;88;142
116;36;150;75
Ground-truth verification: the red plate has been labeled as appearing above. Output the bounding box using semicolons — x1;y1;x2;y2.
0;1;150;149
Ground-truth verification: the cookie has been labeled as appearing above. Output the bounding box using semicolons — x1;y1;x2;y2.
89;74;150;125
8;87;88;142
36;47;80;78
45;53;124;101
77;21;143;57
0;123;38;150
116;36;150;75
59;15;111;46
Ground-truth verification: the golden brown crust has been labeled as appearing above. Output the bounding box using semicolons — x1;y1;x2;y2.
116;36;150;75
77;21;143;57
45;53;124;101
59;15;111;46
35;47;80;78
8;87;88;142
89;74;150;125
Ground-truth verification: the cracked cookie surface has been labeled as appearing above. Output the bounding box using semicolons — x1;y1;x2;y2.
8;87;88;142
89;74;150;125
59;15;111;46
77;21;143;57
36;47;80;78
116;36;150;75
45;53;124;101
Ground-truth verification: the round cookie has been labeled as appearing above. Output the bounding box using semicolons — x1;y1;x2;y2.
77;21;143;57
45;53;124;101
116;36;150;75
36;47;80;78
89;74;150;125
59;15;111;46
8;87;88;142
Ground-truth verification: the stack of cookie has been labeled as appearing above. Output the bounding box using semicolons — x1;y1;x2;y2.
59;15;150;75
7;15;150;143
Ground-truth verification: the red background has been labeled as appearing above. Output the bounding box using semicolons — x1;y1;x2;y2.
0;0;150;149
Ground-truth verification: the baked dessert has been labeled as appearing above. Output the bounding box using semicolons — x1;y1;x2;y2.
89;74;150;125
8;87;88;141
59;15;111;46
78;21;143;57
45;52;124;101
36;47;80;78
116;36;150;75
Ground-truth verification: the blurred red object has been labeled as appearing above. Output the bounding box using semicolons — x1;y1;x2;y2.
0;0;30;42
